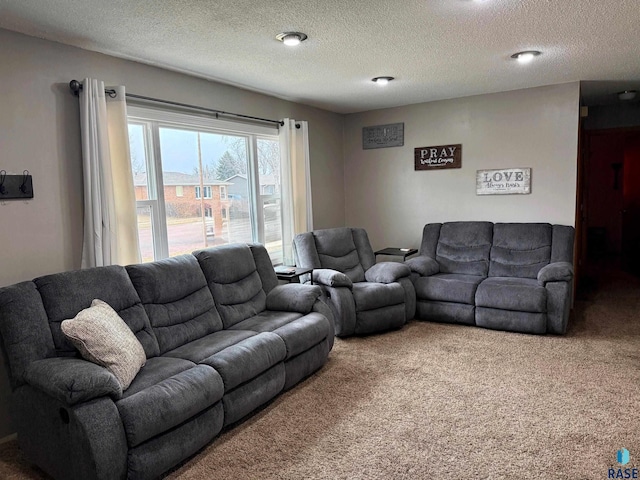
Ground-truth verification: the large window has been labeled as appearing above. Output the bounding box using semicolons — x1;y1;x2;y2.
128;106;283;264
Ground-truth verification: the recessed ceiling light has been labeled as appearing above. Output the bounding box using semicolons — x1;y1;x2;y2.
372;76;394;86
276;32;308;46
618;90;637;101
511;50;541;64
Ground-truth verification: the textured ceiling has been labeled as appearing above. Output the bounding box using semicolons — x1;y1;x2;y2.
1;0;639;113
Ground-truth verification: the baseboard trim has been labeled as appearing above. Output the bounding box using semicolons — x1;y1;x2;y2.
0;433;17;444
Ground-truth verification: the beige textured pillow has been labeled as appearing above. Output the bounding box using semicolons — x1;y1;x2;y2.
61;299;146;390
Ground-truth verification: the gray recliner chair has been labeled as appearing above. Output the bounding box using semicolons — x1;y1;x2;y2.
293;227;416;336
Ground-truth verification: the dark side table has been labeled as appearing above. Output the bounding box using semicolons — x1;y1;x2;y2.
275;267;313;284
374;248;418;261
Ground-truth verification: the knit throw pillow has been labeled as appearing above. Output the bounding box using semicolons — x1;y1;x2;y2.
61;299;146;390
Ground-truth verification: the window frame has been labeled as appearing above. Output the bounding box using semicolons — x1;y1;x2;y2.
128;105;281;262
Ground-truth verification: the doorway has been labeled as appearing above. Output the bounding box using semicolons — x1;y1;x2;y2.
579;127;640;286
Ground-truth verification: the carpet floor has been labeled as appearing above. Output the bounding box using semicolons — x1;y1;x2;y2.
1;267;639;479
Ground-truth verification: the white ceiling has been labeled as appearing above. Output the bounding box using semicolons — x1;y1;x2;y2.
1;0;639;114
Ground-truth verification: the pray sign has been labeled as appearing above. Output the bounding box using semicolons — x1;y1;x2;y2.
414;144;462;170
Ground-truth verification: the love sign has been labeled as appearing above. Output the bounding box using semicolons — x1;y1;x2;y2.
476;168;531;195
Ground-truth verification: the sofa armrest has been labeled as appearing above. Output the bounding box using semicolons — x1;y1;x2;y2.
405;256;440;276
311;269;353;288
537;262;574;285
24;357;122;406
365;262;411;284
266;284;323;314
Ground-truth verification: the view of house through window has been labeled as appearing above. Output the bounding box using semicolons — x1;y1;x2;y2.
128;107;283;264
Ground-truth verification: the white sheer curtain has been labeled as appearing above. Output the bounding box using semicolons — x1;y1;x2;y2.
279;118;313;265
79;78;140;268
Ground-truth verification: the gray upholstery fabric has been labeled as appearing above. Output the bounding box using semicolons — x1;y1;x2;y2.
355;304;405;335
546;281;572;335
352;282;404;311
194;244;267;328
283;339;331;391
412;222;574;334
416;301;475;325
364;262;411;283
321;286;356;337
436;222;493;276
127;402;223;480
293;231;322;269
266;284;322;313
414;273;484;305
311;228;366;282
200;332;286;391
270;313;330;359
15;385;127;480
476;277;547;313
35;266;160;358
418;223;442;257
351;228;376;272
312;298;336;348
537;262;574;285
405;256;439;276
24;357;121;405
476;307;547;334
163;330;257;363
249;243;279;294
0;241;335;480
123;356;195;398
489;223;552;278
551;225;575;263
228;311;303;332
126;255;223;354
116;365;223;448
311;269;353;288
0;281;55;388
398;277;417;320
294;227;411;337
222;363;285;426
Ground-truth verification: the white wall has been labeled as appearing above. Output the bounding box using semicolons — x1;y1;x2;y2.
0;28;345;437
343;83;581;251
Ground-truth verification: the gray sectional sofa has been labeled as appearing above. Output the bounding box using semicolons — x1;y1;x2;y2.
407;222;575;334
0;243;334;480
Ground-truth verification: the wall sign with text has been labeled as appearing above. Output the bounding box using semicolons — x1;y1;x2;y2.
414;144;462;170
476;168;531;195
362;123;404;149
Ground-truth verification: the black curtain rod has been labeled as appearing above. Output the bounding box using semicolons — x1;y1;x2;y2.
68;79;290;128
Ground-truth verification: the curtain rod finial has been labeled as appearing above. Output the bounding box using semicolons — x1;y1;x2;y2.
69;80;82;95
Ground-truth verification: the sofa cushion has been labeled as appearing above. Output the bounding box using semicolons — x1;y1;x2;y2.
436;222;493;276
126;255;223;354
489;223;552;278
200;332;286;391
313;228;366;282
35;266;159;358
61;299;147;390
194;245;267;328
229;311;304;332
116;365;223;448
352;282;404;312
475;277;547;313
163;330;258;363
231;312;330;360
414;273;484;305
123;356;196;398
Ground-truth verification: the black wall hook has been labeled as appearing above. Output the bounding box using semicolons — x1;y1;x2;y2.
0;170;33;200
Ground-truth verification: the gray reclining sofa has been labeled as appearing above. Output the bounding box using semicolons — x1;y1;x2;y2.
0;243;334;480
293;227;415;336
407;222;574;334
